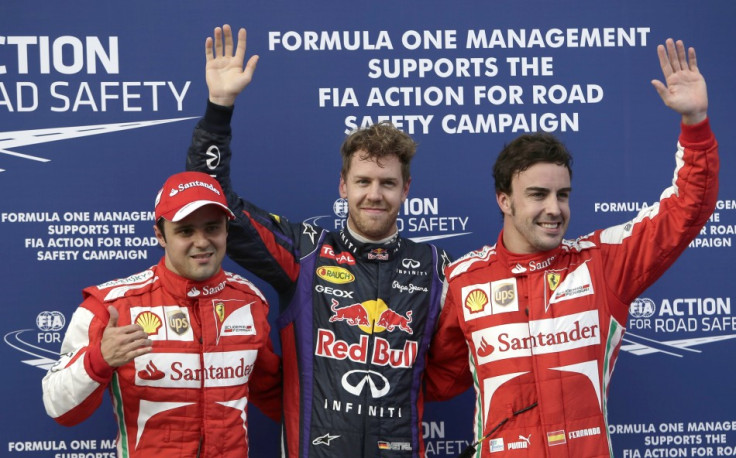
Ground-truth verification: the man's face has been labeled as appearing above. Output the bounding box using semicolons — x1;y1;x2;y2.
154;205;228;281
497;162;571;254
339;151;410;241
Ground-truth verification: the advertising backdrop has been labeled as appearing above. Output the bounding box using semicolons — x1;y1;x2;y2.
2;1;735;457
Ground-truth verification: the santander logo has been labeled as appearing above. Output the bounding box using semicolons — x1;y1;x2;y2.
471;311;601;364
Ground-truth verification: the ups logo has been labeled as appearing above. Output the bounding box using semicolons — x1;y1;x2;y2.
167;310;190;335
493;283;515;306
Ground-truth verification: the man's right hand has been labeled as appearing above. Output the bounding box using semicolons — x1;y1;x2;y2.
206;24;259;107
100;306;152;367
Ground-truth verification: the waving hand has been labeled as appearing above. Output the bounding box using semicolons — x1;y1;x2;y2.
651;39;707;125
206;24;259;107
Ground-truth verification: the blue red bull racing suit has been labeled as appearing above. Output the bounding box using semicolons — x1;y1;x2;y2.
186;102;471;457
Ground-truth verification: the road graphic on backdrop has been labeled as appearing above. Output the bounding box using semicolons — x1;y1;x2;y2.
0;117;196;172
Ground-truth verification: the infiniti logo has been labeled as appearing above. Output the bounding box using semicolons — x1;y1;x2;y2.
402;258;420;269
341;369;390;398
205;145;221;170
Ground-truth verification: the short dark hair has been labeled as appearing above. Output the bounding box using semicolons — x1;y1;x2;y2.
340;121;416;183
493;133;573;194
156;218;166;242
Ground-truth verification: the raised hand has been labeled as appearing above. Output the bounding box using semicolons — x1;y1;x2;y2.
206;24;259;107
651;39;707;125
100;306;152;367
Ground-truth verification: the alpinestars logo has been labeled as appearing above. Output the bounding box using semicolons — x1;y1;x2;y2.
313;433;340;446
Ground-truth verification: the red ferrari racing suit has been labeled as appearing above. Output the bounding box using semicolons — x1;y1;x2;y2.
439;120;718;457
42;259;281;458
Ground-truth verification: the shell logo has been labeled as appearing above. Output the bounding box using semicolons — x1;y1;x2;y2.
464;289;489;313
135;311;163;335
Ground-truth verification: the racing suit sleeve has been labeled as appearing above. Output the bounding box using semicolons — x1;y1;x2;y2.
248;301;283;423
41;297;114;426
423;260;473;402
186;101;302;294
598;119;719;318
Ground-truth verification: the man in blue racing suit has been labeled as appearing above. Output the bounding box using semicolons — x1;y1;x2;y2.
185;24;471;457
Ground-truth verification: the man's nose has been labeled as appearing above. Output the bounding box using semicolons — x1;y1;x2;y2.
545;196;561;215
192;229;209;247
366;182;382;201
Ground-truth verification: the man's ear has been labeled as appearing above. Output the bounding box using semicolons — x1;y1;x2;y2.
496;192;512;216
339;174;348;199
153;223;166;248
401;176;412;203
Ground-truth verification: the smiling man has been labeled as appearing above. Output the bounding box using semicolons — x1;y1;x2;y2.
438;39;719;457
42;171;281;457
184;24;471;457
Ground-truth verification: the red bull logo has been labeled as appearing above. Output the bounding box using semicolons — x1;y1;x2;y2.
376;309;413;335
328;298;414;335
315;329;417;368
329;299;369;327
368;248;389;261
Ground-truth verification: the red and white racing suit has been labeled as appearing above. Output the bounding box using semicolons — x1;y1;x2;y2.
42;259;281;458
438;120;718;457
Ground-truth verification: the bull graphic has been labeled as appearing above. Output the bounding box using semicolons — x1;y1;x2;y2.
329;299;370;326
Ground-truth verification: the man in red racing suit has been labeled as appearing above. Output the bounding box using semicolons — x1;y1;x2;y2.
42;172;281;457
437;39;718;457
